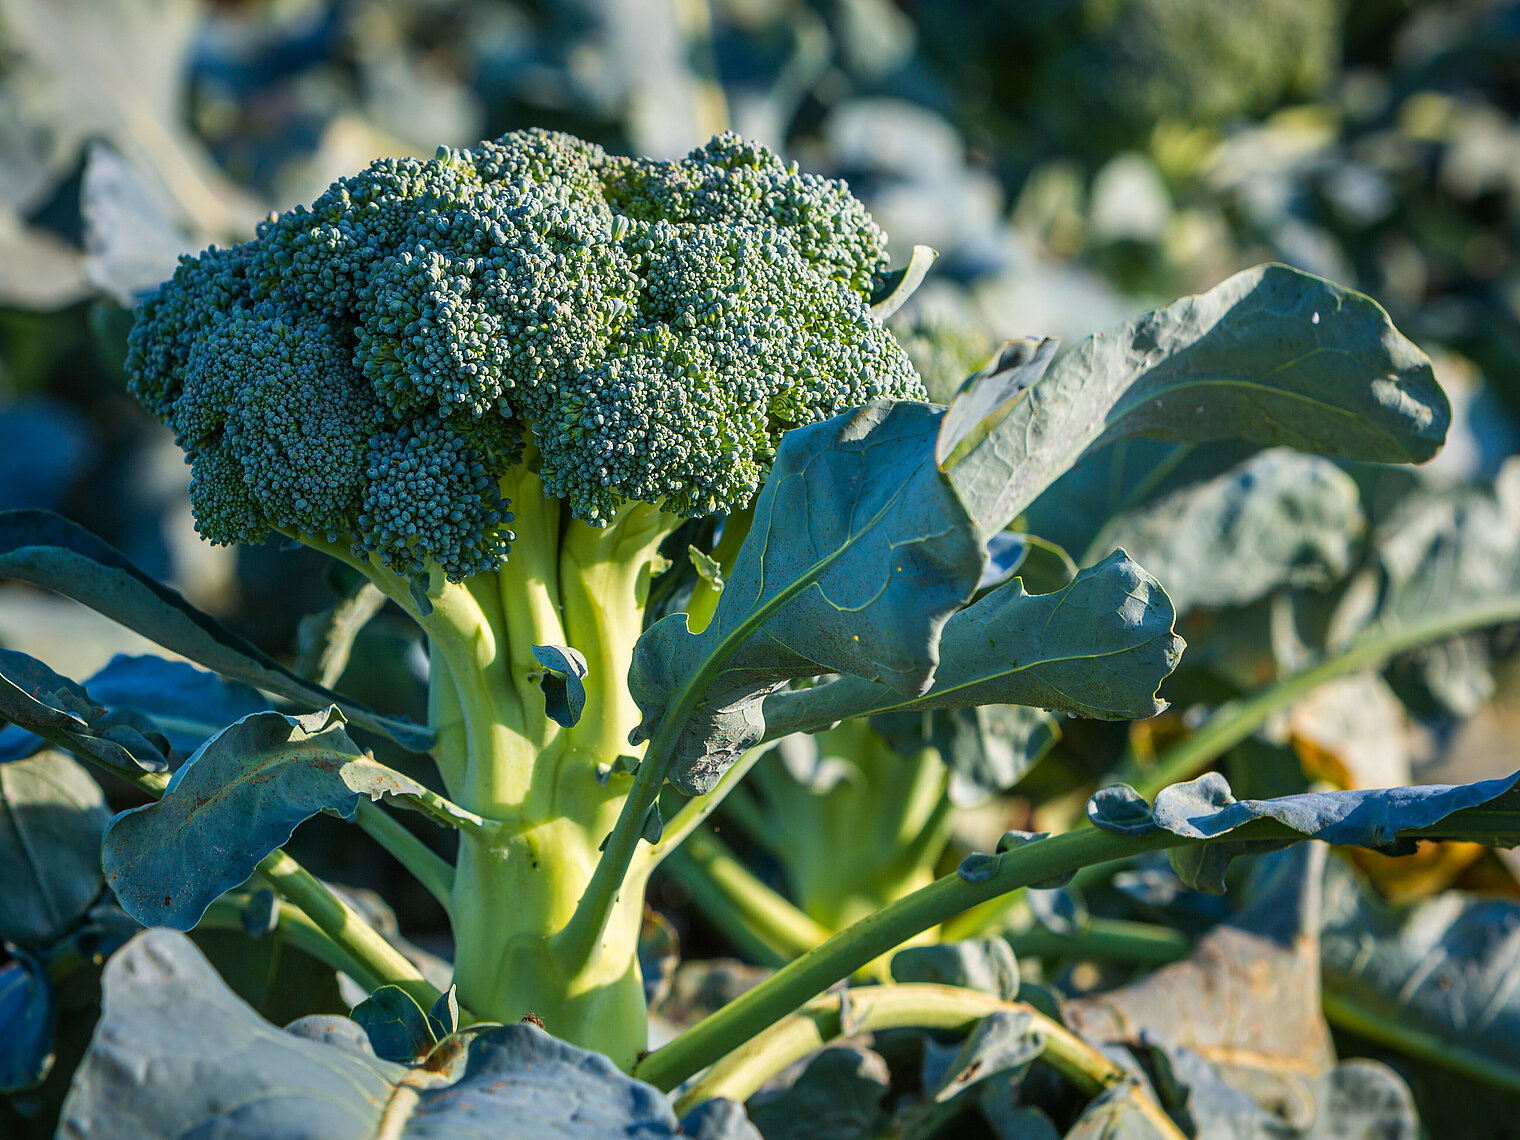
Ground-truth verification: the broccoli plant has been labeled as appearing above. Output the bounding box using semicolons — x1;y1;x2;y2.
117;129;925;1065
3;129;1520;1137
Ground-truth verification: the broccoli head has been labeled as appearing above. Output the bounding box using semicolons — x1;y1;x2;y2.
126;130;925;582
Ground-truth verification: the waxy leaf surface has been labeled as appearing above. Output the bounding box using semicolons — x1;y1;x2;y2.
761;551;1182;740
103;708;446;928
631;402;985;794
59;930;759;1139
948;264;1448;538
0;750;110;946
1090;449;1363;612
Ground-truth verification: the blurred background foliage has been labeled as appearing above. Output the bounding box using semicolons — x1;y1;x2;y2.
5;0;1520;1132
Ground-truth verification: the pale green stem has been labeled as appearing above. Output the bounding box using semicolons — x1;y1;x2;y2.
566;497;880;963
200;894;383;991
664;828;831;960
33;723;428;1007
714;783;776;853
1004;916;1191;965
635;827;1173;1090
354;800;456;914
675;983;1186;1140
685;504;753;634
255;849;440;1008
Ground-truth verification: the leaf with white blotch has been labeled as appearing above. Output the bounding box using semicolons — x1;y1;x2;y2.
1089;449;1364;612
631;402;986;794
1321;858;1520;1095
532;644;589;728
948;264;1449;539
0;750;110;946
0;648;167;774
103;708;456;929
761;551;1182;742
1087;768;1520;893
1065;846;1335;1113
0;510;431;750
57;930;761;1139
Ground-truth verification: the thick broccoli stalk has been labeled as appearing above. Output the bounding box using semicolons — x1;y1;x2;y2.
125;129;924;1066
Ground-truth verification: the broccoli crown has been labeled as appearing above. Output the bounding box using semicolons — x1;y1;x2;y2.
126;130;924;581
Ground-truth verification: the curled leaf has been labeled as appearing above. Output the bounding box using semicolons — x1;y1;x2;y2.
531;644;590;728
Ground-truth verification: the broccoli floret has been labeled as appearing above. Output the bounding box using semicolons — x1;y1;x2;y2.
126;130;924;582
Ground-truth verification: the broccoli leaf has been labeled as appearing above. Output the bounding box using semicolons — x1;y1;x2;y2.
890;938;1020;1001
531;644;590;728
1320;860;1520;1094
59;930;761;1139
0;510;432;750
73;655;267;758
1087;769;1520;892
631;401;985;794
102;708;470;929
948;264;1449;539
0;648;168;774
759;551;1182;740
1065;846;1334;1092
0;953;54;1094
349;986;438;1064
0;750;110;947
873;704;1061;807
1089;449;1364;612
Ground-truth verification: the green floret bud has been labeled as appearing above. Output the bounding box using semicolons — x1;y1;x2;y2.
126;128;926;580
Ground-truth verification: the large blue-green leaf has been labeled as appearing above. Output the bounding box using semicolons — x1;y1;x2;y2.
58;929;760;1139
102;708;459;928
1144;1044;1419;1140
0;510;431;750
0;654;268;766
1087;769;1520;892
0;648;167;774
81;655;269;756
947;264;1448;538
630;402;986;794
1328;458;1520;714
0;749;110;946
1088;449;1364;612
873;704;1061;807
760;551;1182;741
0;953;55;1093
746;1046;891;1140
890;937;1020;1000
350;985;439;1064
1320;861;1520;1095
